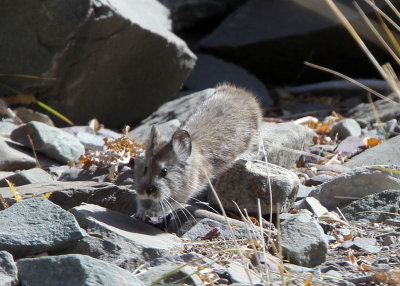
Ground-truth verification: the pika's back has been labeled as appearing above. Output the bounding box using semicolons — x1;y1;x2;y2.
183;84;262;172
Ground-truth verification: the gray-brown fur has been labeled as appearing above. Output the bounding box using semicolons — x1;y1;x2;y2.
134;83;262;219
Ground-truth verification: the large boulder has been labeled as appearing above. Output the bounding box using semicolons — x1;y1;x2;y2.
0;0;196;128
199;0;399;84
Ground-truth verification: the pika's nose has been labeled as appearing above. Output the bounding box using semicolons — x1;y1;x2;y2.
146;186;157;195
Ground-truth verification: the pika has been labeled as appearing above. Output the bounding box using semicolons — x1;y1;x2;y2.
133;84;262;219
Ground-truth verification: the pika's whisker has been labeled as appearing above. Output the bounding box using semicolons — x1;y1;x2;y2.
169;196;196;222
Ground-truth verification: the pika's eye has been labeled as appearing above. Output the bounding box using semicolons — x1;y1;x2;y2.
160;168;168;177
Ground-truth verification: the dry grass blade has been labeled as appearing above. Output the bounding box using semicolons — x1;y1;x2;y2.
384;0;400;20
304;62;396;104
325;0;400;99
373;166;400;174
354;2;400;66
5;179;23;202
0;194;9;209
367;92;383;125
374;0;400;55
363;0;400;33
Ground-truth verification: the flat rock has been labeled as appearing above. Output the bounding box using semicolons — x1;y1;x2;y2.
182;218;256;240
341;189;400;222
0;251;18;286
0;122;18;137
185;53;272;107
346;93;400;124
210;159;299;215
68;204;183;270
335;136;366;158
0;137;36;171
0;198;85;258
14;107;54;126
280;210;328;267
137;262;202;285
17;254;143;286
0;181;138;214
10;121;85;164
227;261;262;284
297;197;329;218
0;168;54;187
344;135;400;168
243;122;316;169
1;0;196;128
309;165;400;209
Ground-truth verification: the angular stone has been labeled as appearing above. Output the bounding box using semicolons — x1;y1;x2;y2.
0;138;36;171
210;159;299;215
227;261;262;284
68;204;182;270
243;122;316;169
0;198;85;258
0;251;18;286
309;165;400;209
330;119;361;140
280;210;328;267
185;53;272;107
137;262;202;286
0;168;54;187
11;121;85;164
17;254;143;286
14;107;54;126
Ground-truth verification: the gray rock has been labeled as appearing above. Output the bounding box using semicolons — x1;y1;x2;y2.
185;53;272;107
17;254;143;286
1;0;195;128
199;0;392;84
0;137;36;171
128;88;215;142
0;198;85;258
129;119;180;144
160;0;245;31
345;135;400;168
341;190;400;222
0;181;138;214
76;132;105;151
243;122;316;169
137;262;202;285
182;218;257;240
69;204;182;271
309;165;400;209
0;168;54;187
227;261;262;284
280;210;328;267
10;121;85;164
0;121;18;137
296;185;315;199
0;251;18;286
296;197;328;218
210;159;299;215
14;107;54;126
346;93;400;124
330;119;361;140
58;166;134;185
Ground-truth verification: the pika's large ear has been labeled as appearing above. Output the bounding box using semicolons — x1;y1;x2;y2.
146;125;161;158
172;130;192;161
